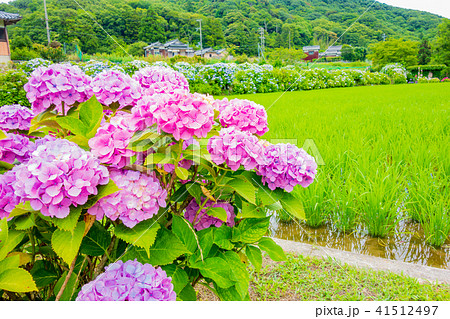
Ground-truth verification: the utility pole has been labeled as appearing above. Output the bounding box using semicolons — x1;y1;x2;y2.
258;27;265;61
196;19;203;56
43;0;51;45
382;33;386;41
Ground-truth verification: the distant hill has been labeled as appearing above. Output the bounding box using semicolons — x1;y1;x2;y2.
0;0;445;56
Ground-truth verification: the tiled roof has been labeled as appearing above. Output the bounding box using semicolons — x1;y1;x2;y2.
0;11;22;25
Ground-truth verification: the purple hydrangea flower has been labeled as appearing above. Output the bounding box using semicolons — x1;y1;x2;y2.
0;133;36;164
88;168;167;228
256;143;317;192
207;127;265;171
0;104;34;131
184;198;236;231
133;66;189;95
11;138;109;218
24;63;92;114
0;170;20;219
89;114;136;168
76;259;176;301
219;99;268;136
150;92;215;141
90;69;142;108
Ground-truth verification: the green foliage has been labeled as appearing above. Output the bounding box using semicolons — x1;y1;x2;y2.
0;70;30;107
127;41;148;57
417;38;432;65
368;39;419;68
434;19;450;66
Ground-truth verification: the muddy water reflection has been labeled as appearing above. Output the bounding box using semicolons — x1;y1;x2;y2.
269;216;450;269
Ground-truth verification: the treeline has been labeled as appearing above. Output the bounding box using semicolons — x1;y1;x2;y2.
0;0;445;56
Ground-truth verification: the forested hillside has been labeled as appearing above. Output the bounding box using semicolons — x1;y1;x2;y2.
0;0;445;56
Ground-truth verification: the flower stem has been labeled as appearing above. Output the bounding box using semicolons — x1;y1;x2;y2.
55;256;77;301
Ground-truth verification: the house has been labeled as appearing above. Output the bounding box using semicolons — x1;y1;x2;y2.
144;39;195;58
0;11;22;63
194;48;227;59
302;45;320;61
319;45;343;58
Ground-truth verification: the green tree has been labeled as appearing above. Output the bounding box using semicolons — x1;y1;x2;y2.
417;38;432;65
127;41;148;56
341;44;355;61
368;38;419;67
434;19;450;66
138;9;167;43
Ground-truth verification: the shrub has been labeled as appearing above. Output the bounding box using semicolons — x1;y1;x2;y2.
0;70;30;107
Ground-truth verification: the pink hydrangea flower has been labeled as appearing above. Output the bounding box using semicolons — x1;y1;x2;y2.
133;66;189;95
0;170;20;219
212;97;230;112
256;143;317;192
90;69;142;108
24;63;92;114
76;259;176;301
207;127;265;171
88;168;167;228
219;99;268;136
129;95;160;131
0;133;36;164
11;138;109;218
89;114;136;168
150;92;215;141
184;198;236;231
0;104;34;131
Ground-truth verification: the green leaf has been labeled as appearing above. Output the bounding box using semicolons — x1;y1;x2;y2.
51;221;84;265
207;207;228;222
80;221;112;256
78;95;103;138
214;284;247;301
8;202;35;219
172;215;198;254
119;246;150;264
175;166;189;180
237;202;266;219
220;251;249;286
0;218;8;250
83;179;120;209
190;257;233;288
226;177;256;205
245;245;262;271
280;193;305;220
186;183;202;203
0;129;6;140
41;205;82;233
257;187;284;206
114;219;160;257
161;264;189;294
31;268;58;288
0;161;14;170
144;152;173;165
213;226;234;250
0;268;37;292
258;237;287;261
0;254;20;270
14;214;36;230
55;116;88;137
178;283;197;301
190;227;214;263
148;228;189;266
54;271;77;301
0;230;25;262
231;217;270;244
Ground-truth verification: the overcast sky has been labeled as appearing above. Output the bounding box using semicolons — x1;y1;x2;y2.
0;0;449;19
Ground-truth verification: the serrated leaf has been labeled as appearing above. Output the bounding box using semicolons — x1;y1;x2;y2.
237;202;266;219
226;177;256;204
51;221;84;265
214;284;247;301
207;207;227;222
55;116;88;136
191;227;214;263
161;264;189;294
172;215;198;254
175;166;189;180
280;193;305;220
41;205;82;233
186;183;202;203
190;257;233;288
0;161;14;170
214;226;234;250
80;221;111;256
114;219;160;257
0;218;8;250
258;237;287;261
0;230;25;262
31;268;58;288
245;245;262;271
8;202;34;219
7;252;32;266
231;217;270;244
14;214;36;230
148;228;189;266
78;95;103;138
178;283;196;301
0;268;37;292
0;254;20;270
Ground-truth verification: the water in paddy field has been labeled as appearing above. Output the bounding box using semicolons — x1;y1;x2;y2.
269;215;450;269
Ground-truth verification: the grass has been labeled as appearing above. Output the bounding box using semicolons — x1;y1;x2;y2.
227;83;450;246
250;254;450;301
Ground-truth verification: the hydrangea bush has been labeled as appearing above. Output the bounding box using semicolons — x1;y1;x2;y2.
0;65;317;302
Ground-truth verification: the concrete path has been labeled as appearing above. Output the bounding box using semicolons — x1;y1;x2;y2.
273;238;450;285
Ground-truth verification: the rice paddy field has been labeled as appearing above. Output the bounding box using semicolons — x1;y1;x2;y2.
226;83;450;267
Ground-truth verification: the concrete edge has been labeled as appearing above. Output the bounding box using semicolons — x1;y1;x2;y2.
273;238;450;285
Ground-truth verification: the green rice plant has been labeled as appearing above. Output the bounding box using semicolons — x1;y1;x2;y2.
357;164;406;238
329;176;358;233
419;193;450;247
